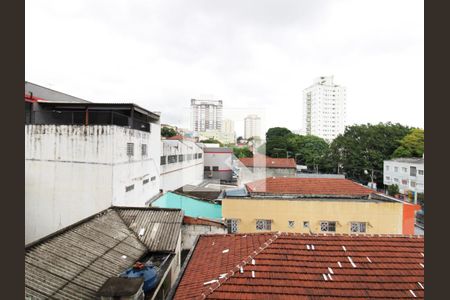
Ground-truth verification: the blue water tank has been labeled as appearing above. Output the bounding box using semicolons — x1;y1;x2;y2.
120;263;158;293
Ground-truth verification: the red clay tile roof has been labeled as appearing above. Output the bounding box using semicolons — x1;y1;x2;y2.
183;216;226;228
239;155;296;169
173;233;424;299
245;177;374;196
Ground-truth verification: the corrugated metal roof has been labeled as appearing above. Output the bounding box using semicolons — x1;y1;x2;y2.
25;209;148;300
115;207;183;252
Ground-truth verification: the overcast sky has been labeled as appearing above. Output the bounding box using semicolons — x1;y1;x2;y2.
26;0;423;136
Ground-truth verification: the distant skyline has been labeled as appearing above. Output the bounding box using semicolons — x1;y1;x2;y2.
26;0;424;137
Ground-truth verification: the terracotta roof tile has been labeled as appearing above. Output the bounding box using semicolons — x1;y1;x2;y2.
173;233;424;299
239;155;296;169
245;177;374;196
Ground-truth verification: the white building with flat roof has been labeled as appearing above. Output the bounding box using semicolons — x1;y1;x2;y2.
384;157;424;194
302;76;346;141
244;114;261;139
190;99;223;132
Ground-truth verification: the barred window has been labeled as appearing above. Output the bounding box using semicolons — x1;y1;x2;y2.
126;143;134;156
141;144;147;156
288;221;295;228
227;219;238;233
160;156;166;165
320;221;336;232
168;155;177;164
350;222;366;233
256;219;271;231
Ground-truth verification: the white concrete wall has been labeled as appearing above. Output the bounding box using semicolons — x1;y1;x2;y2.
181;224;227;250
204;151;233;181
25;124;161;244
160;140;204;192
384;160;425;193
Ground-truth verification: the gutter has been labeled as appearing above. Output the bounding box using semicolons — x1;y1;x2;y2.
166;234;201;300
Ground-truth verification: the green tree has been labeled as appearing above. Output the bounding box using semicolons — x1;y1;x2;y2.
392;128;424;158
329;122;411;185
387;184;400;196
233;146;253;158
286;134;331;172
161;127;177;137
264;127;293;157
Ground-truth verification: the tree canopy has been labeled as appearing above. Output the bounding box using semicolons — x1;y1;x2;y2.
161;127;177;137
233;146;253;158
392;128;424;158
329;122;411;185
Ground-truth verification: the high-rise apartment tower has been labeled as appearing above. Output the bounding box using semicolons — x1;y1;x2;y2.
244;114;262;139
302;76;346;141
190;99;223;132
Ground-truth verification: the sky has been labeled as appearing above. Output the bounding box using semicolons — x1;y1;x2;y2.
26;0;424;136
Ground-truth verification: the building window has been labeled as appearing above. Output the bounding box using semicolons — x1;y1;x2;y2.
402;179;408;185
256;219;271;231
394;166;398;172
198;153;203;159
350;222;366;233
385;165;390;171
141;144;147;156
194;153;198;159
227;219;238;233
410;166;417;177
320;221;336;232
143;179;149;185
125;184;134;192
127;143;134;156
212;166;219;171
394;178;399;183
418;170;424;175
402;167;407;172
303;221;310;228
178;154;184;162
151;176;156;181
288;221;295;228
385;176;391;181
204;166;211;171
160;156;166;165
411;181;416;187
168;155;177;164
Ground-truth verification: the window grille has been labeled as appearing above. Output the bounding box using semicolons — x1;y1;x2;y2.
256;219;271;231
227;219;238;233
126;143;134;156
288;221;295;228
350;222;366;233
320;221;336;232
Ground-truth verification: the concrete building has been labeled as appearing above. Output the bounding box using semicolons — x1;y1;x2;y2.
203;147;234;181
26;207;183;300
160;139;204;192
25;99;161;244
190;99;223;132
244;114;261;139
181;216;227;251
302;76;346;141
236;155;297;184
384;157;425;195
222;177;420;235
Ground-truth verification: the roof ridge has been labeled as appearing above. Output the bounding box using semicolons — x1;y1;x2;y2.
200;232;281;299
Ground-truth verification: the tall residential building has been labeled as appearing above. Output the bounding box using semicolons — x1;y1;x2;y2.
244;114;261;139
190;99;223;132
302;76;346;141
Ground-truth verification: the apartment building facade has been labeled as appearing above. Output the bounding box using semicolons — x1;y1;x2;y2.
302;76;346;141
244;114;262;139
190;99;223;132
384;157;424;194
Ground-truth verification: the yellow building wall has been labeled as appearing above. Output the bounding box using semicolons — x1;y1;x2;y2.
222;198;404;234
